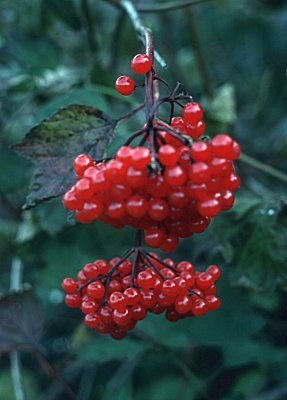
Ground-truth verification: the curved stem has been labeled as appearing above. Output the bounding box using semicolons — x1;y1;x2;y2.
136;0;215;13
240;153;287;185
116;102;145;127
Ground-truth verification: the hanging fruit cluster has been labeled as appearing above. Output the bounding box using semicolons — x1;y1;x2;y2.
62;52;241;339
62;247;221;340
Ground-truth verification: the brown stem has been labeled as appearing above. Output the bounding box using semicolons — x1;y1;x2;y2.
33;351;81;400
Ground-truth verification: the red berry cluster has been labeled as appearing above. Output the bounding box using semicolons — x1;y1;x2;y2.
63;119;240;251
62;250;221;340
115;53;152;96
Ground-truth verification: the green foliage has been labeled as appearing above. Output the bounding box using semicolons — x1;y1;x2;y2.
1;1;287;399
13;105;116;209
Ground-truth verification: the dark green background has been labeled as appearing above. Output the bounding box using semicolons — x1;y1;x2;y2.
1;0;287;399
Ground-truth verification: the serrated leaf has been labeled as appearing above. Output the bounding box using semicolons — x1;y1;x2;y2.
0;290;44;353
13;105;116;209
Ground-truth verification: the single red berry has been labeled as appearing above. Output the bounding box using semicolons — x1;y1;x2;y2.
63;189;83;211
211;134;233;158
198;197;221;218
191;298;207;316
183;102;204;125
126;194;148;218
116;146;134;165
221;190;235;211
206;265;221;281
164;165;187;186
131;304;147;320
186;181;208;201
84;313;101;328
148;198;169;221
137;271;155;289
131;54;152;74
65;293;82;308
158;145;179;167
175;294;192;314
74;154;94;176
188;162;211;184
145;228;165;248
190;141;211;161
74;178;94;201
131;147;151;170
229;141;241;160
126;166;148;188
160;234;179;253
87;281;105;299
222;173;241;191
205;295;221;311
106;201;126;219
147;174;169;197
171;117;187;133
108;291;128;312
115;75;135;95
186;120;205;139
124;288;140;305
62;278;77;294
168;186;189;208
140;290;157;309
196;272;214;290
113;308;132;326
81;299;97;314
162;279;179;297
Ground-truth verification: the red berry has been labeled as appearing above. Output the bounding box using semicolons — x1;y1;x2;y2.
191;298;207;316
65;293;82;308
211;134;233;158
74;178;94;201
87;281;105;299
81;299;97;314
196;272;213;290
137;271;155;289
175;294;192;314
113;308;132;326
84;313;101;328
164;166;187;186
171;117;187;133
108;291;128;311
198;197;221;218
131;54;152;74
115;76;135;96
124;288;140;305
148;198;169;221
63;189;83;211
126;194;148;218
186;120;205;139
205;295;221;311
62;278;77;294
162;279;179;297
160;234;179;253
206;265;221;281
183;102;204;125
145;228;165;248
188;162;211;184
131;304;147;320
158;145;179;167
131;147;151;170
74;154;94;176
190;141;211;161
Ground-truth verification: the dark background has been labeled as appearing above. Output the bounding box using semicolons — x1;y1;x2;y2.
0;0;287;399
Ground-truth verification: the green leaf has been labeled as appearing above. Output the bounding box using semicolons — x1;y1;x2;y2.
73;334;149;365
0;290;44;354
13;105;116;209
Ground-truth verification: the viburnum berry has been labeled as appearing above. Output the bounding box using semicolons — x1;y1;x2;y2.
62;278;77;294
158;145;179;167
74;154;94;176
131;54;152;74
183;102;204;125
115;75;135;96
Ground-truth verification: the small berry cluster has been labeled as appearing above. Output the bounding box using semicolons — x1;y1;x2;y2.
62;249;221;340
63;122;240;251
115;53;152;96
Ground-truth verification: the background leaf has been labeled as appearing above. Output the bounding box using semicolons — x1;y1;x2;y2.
13;105;116;209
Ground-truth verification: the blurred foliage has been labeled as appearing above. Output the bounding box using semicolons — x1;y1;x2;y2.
0;0;287;399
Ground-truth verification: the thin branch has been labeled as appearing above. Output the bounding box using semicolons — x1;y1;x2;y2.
10;257;25;400
185;8;214;97
240;153;287;185
113;0;168;69
81;0;97;52
137;0;215;13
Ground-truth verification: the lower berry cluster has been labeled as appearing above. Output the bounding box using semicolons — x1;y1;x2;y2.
62;248;221;340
